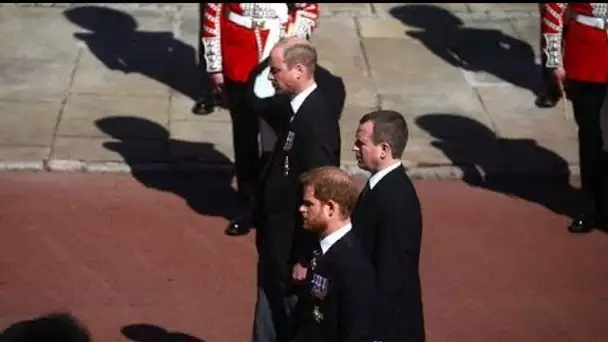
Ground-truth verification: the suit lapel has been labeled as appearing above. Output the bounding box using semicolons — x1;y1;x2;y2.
290;87;319;127
258;99;295;181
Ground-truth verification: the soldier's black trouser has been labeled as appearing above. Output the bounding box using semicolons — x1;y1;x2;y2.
567;80;608;218
225;79;261;213
195;4;214;105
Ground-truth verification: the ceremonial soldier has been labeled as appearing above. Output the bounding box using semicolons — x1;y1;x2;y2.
536;4;570;108
200;3;320;236
541;3;608;232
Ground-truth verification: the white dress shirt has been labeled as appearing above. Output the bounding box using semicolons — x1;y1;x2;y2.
368;161;402;190
319;222;352;255
290;82;318;116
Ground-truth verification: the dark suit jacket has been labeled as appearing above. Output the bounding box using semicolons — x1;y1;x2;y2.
351;165;425;342
254;86;341;295
292;231;375;342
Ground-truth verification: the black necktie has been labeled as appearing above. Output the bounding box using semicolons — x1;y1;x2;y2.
359;181;371;202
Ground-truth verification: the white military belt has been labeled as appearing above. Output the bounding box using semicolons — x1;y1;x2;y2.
573;13;608;30
227;11;278;30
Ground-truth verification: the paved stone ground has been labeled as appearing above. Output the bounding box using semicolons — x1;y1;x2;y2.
0;3;579;179
0;172;606;342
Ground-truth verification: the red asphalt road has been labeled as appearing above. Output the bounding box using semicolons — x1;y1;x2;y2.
0;172;607;342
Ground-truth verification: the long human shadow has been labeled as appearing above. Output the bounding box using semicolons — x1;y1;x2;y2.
63;5;211;103
66;5;345;220
122;323;207;342
95;116;237;220
63;5;344;118
390;4;541;95
0;312;90;342
415;113;590;225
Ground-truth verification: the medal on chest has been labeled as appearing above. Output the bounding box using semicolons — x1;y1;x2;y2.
313;305;324;323
282;131;295;176
311;273;329;299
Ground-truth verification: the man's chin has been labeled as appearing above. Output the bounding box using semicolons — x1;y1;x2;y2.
356;159;369;171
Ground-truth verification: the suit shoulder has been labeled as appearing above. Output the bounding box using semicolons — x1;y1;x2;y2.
375;170;421;212
328;233;374;276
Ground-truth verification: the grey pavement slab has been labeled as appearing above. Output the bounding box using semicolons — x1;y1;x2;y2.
312;17;377;108
170;94;231;122
362;37;473;96
321;3;374;17
57;94;170;139
0;7;80;62
0;4;581;180
50;136;171;163
0;60;74;101
0;100;62;146
169;121;235;163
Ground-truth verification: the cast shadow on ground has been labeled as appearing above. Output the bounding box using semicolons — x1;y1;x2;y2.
0;312;90;342
95;116;238;220
63;5;207;102
415;113;591;226
390;4;541;95
122;324;207;342
63;5;345;118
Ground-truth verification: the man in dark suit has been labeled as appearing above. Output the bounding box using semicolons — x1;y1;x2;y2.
291;166;375;342
251;37;341;342
351;110;425;342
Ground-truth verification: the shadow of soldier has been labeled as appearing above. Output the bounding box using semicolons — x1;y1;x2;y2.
122;324;207;342
62;5;206;103
0;313;90;342
95;116;237;220
390;4;541;95
415;113;585;222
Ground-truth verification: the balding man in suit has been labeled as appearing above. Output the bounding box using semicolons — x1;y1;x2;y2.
251;37;341;342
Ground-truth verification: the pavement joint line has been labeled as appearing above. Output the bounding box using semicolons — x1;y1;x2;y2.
468;75;501;139
0;159;581;182
48;45;83;165
353;16;381;111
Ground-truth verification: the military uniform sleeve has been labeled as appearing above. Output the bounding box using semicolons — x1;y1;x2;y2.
202;3;224;73
287;3;320;38
540;3;568;68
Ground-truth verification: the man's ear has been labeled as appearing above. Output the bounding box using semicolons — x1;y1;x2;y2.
380;142;392;158
326;200;338;217
294;63;305;77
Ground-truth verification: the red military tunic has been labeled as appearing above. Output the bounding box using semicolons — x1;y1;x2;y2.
201;3;320;83
541;3;608;83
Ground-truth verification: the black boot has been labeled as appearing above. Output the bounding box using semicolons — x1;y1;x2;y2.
225;185;256;236
535;86;561;108
568;197;605;234
192;96;215;115
568;214;595;233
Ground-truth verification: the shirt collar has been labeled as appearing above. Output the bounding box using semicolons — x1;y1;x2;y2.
368;161;402;190
319;222;352;255
290;82;318;116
